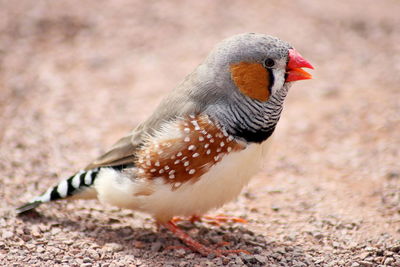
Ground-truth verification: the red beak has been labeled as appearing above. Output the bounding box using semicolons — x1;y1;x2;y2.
285;49;314;82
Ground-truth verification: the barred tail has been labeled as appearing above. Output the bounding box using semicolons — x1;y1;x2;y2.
16;168;100;214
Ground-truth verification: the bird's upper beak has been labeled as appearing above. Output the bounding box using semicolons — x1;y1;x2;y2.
285;49;314;82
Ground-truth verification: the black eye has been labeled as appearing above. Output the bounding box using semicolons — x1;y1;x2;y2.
264;58;275;68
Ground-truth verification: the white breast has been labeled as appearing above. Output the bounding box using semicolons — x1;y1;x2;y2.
94;140;271;222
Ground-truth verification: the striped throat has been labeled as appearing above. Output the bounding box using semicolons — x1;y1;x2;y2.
210;83;290;143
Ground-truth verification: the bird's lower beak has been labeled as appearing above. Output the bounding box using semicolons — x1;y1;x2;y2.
285;49;314;82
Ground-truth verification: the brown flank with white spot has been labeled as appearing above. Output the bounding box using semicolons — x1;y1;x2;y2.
135;115;245;189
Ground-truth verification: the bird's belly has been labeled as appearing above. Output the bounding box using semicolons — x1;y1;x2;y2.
140;141;270;222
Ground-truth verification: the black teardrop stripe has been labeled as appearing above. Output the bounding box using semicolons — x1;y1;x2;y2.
266;68;274;94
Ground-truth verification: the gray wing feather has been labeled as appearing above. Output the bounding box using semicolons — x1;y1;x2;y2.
85;72;214;170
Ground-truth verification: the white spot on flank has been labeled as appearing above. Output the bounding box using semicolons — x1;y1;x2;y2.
199;136;204;141
227;147;232;152
155;161;160;167
216;148;221;153
150;168;156;173
177;152;182;157
206;149;211;155
204;143;210;148
216;133;223;138
184;137;190;142
188;145;196;151
184;127;190;133
228;136;234;142
170;155;176;160
169;174;175;179
169;170;175;175
214;155;219;161
220;141;225;147
188;169;196;175
210;138;215;143
182;156;188;161
174;160;180;165
207;134;212;139
164;165;170;170
184;161;189;167
57;180;68;198
191;120;200;130
159;169;165;174
146;160;151;166
192;153;199;158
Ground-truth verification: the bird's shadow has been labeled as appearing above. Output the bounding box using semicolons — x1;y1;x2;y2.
16;206;313;266
17;207;269;258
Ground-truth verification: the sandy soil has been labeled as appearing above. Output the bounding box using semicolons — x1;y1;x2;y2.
1;0;400;266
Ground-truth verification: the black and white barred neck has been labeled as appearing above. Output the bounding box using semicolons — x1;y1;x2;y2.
213;85;289;143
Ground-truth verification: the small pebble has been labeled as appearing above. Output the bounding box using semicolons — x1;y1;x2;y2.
358;261;374;267
254;255;267;264
384;257;394;265
150;242;162;252
2;231;13;239
105;243;123;252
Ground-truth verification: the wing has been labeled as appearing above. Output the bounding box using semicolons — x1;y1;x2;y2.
84;131;142;170
85;72;218;170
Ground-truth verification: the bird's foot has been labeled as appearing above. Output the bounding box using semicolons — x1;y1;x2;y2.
171;214;202;224
163;220;250;256
202;214;247;226
171;214;247;226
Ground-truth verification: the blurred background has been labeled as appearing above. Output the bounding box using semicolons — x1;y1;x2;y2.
0;0;399;265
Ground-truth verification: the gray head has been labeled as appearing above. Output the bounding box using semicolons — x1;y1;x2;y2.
204;33;293;97
147;33;313;143
193;33;314;143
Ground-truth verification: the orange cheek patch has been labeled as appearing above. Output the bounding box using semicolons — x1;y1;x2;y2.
230;62;270;102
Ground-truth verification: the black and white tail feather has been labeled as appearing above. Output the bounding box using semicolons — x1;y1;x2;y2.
16;168;100;214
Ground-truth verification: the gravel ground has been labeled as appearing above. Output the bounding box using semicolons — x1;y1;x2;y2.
1;1;400;266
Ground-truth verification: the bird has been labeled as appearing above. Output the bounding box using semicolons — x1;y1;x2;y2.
16;33;313;256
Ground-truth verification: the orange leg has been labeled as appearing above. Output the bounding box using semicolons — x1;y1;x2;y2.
163;220;250;256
